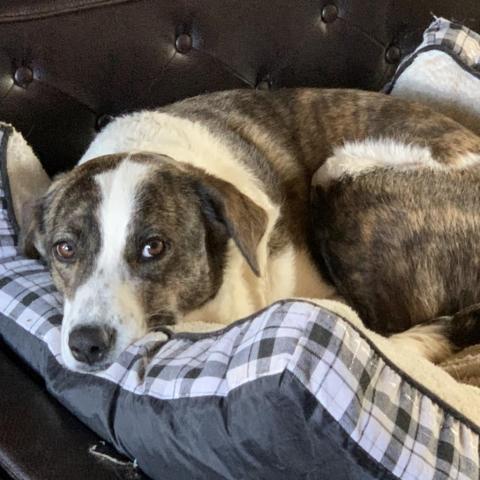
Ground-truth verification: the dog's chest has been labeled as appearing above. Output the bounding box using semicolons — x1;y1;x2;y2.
267;246;337;302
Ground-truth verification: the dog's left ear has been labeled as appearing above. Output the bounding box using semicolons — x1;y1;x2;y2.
196;175;268;276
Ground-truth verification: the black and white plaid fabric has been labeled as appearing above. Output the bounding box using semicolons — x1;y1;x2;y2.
1;123;479;478
384;17;480;94
421;17;480;67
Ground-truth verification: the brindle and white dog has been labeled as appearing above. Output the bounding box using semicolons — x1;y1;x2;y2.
21;88;480;372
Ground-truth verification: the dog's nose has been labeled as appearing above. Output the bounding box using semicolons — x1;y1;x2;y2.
68;325;115;365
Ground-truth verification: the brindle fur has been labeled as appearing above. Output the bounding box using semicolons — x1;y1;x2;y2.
313;168;480;335
161;89;480;255
447;304;480;350
24;88;480;341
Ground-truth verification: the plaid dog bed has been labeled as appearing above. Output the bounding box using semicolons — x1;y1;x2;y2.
1;125;480;480
421;18;480;65
385;17;480;93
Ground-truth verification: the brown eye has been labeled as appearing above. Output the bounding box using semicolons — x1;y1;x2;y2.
141;238;165;260
54;241;76;261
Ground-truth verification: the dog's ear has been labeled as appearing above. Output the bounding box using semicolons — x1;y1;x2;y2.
19;197;46;259
196;175;268;276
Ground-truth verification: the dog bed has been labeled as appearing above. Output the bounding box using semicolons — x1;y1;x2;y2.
1;17;480;480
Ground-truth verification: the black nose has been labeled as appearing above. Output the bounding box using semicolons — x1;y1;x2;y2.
68;325;116;365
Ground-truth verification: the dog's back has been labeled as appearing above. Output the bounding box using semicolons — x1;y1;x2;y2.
313;167;480;335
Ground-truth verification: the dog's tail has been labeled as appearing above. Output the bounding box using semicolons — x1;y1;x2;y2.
446;303;480;350
389;304;480;364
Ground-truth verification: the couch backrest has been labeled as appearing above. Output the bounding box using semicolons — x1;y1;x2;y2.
1;0;479;174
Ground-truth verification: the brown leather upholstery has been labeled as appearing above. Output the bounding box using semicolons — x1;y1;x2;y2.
0;344;144;480
1;0;479;175
0;1;480;479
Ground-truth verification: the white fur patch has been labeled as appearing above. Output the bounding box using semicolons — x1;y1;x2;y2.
312;138;442;188
291;248;337;300
266;245;297;303
80;111;274;217
95;158;150;271
389;322;454;364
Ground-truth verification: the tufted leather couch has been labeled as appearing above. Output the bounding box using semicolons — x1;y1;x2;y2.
0;1;479;478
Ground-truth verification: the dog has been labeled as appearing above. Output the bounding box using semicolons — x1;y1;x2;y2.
20;88;480;372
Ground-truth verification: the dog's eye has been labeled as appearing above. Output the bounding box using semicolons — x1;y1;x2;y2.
54;241;76;262
141;238;165;260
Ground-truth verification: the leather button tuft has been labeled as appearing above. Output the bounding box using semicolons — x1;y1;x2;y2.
14;66;33;87
175;33;192;53
95;114;114;131
321;4;338;23
256;79;271;91
385;45;401;64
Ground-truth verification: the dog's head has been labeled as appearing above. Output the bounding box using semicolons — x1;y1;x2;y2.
22;153;267;372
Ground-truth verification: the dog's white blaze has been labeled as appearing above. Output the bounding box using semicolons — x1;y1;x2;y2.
61;298;77;368
90;157;151;331
312;138;442;188
95;158;150;271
